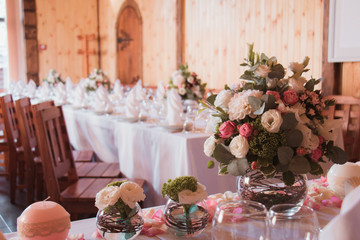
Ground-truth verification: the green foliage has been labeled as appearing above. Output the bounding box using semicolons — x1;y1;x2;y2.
213;144;235;164
227;158;249;176
207;160;215;169
280;113;298;130
106;180;127;187
161;176;198;203
285;129;303;147
282;171;295;186
288;156;311;174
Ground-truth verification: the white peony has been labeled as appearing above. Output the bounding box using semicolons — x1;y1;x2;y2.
178;87;186;95
229;135;249;158
172;70;185;86
288;77;306;93
228;90;263;120
187;76;195;84
178;183;208;205
204;135;219;157
296;123;319;150
205;116;222;133
261;109;283;133
289;62;304;74
214;90;232;109
95;186;122;210
254;65;271;78
119;181;146;209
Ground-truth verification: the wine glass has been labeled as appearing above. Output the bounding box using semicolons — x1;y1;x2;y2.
212;200;267;240
267;204;320;240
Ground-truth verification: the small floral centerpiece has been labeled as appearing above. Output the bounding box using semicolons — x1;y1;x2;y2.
168;64;207;101
161;176;209;237
203;44;348;195
95;180;146;239
84;68;111;92
43;69;64;86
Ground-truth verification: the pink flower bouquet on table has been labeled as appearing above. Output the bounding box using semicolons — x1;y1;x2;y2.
43;69;65;86
203;43;349;186
85;68;111;92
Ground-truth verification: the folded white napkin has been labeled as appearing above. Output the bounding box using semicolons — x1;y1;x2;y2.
54;82;67;105
72;85;85;108
135;79;146;102
96;85;108;102
319;185;360;240
26;79;37;98
125;88;140;118
92;86;108;112
166;89;183;125
156;81;166;100
13;80;26;97
39;81;51;100
65;77;74;93
114;79;124;96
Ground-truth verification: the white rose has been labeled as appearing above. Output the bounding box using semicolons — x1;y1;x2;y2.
178;87;186;95
229;135;249;158
187;76;195;84
95;186;122;210
261;109;283;133
119;182;146;209
172;70;185;86
254;65;271;78
288;77;306;93
296;123;319;150
47;75;55;83
205;116;222;133
204;135;219;157
214;90;232;109
289;62;304;74
178;183;208;204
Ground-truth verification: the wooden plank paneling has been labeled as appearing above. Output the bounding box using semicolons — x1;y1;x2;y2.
36;0;98;83
342;62;360;98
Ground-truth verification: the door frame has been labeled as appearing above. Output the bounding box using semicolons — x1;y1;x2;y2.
115;0;143;83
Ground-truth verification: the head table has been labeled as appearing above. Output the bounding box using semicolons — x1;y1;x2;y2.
62;105;236;206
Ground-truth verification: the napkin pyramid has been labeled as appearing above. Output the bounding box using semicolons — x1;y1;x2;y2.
166;89;183;125
72;84;85;108
156;81;166;100
39;81;51;100
93;85;108;112
125;88;140;118
54;82;67;105
135;80;146;102
26;79;37;98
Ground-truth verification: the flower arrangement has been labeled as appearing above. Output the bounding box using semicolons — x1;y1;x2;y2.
203;44;348;186
85;68;111;92
43;69;64;86
168;64;206;101
95;180;146;218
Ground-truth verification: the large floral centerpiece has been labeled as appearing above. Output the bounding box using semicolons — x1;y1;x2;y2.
161;176;208;237
168;64;206;101
84;68;111;92
43;69;64;86
203;44;348;189
95;180;146;239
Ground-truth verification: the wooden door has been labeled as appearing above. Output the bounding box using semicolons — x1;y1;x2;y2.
117;6;142;84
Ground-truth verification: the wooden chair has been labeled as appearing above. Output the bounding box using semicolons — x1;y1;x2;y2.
33;106;145;219
32;101;94;162
323;95;360;162
0;95;26;203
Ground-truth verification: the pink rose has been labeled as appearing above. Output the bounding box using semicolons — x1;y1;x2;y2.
219;121;236;139
318;136;325;145
266;91;281;101
310;148;322;162
282;90;299;105
296;147;307;156
238;123;253;138
251;161;259;170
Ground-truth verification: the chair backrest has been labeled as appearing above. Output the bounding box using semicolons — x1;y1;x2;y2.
323;95;360;161
34;105;78;202
31;100;55;112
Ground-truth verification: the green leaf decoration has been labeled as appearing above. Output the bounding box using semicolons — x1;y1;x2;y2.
285;129;303;147
213;144;235;164
309;161;324;175
280;113;298;130
248;96;263;111
218;165;228;175
276;163;289;172
261;94;277;111
303;56;310;67
305;79;315;91
227;158;249;176
260;164;276;176
328;146;349;164
282;171;295;186
253;103;266;115
207;94;217;105
224;84;231;90
288;156;311;174
277;146;294;165
260;53;269;62
207;160;215;169
257;158;270;167
268;64;285;79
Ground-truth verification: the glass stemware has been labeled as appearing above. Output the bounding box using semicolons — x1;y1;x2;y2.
212;200;267;240
267;204;320;240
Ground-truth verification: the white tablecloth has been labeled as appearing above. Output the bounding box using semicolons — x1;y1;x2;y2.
63;106;236;206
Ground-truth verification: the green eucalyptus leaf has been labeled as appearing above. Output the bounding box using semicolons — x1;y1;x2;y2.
260;164;276;176
268;64;285;79
282;171;295;186
277;146;294;165
227;158;249;176
261;94;277;110
253;103;266;115
218;165;228;175
285;129;303;147
305;79;315;91
329;147;349;164
280;113;298;130
207;94;217;105
207;160;215;169
309;161;324;176
276;163;289;172
288;156;311;174
213;144;235;164
248;96;263;110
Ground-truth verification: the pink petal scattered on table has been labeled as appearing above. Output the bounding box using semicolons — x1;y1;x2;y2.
92;229;105;239
141;227;165;237
330;196;342;208
151;209;164;221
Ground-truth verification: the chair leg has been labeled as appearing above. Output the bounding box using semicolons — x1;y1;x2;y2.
9;155;17;204
35;164;44;200
18;159;25;185
26;166;35;205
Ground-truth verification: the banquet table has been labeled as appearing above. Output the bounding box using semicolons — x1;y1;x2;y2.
62;106;236;206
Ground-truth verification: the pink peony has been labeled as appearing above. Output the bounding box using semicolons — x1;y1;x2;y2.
219;121;236;139
296;147;307;156
310;148;322;162
318;136;325;145
266;91;281;101
282;90;299;105
238;123;253;138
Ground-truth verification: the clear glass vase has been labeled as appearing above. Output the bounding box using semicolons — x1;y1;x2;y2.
163;198;209;237
237;170;307;209
96;202;143;240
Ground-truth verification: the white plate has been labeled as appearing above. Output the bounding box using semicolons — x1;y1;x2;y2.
157;124;183;132
117;116;138;123
93;110;106;115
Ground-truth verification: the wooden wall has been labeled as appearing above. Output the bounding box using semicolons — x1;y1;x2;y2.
184;0;324;89
341;63;360;97
36;0;99;83
98;0;177;86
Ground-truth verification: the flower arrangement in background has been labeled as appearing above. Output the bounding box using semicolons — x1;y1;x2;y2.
43;69;64;86
168;64;207;101
203;43;348;186
85;68;111;92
